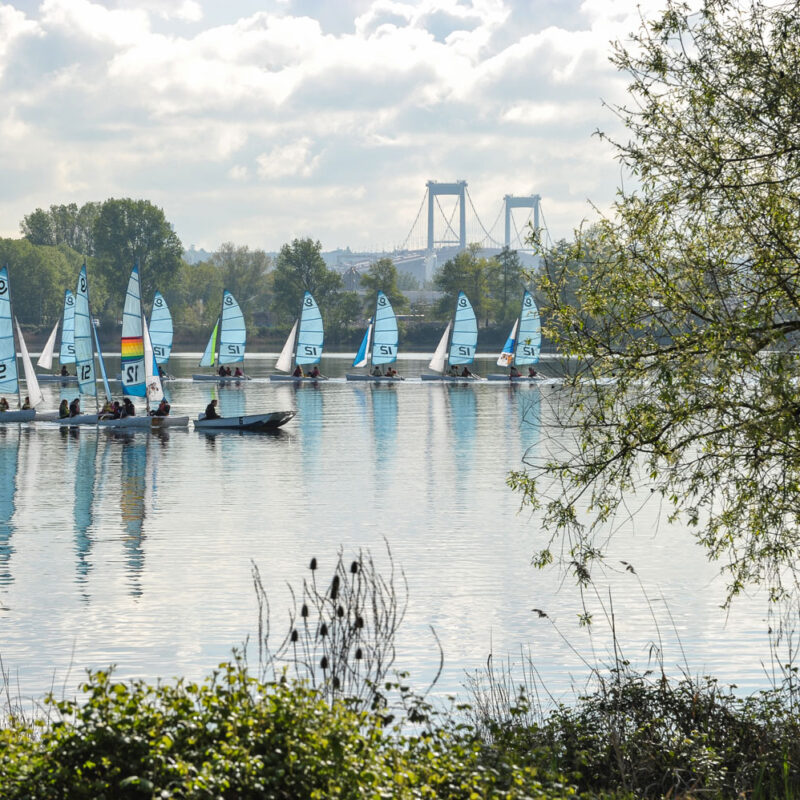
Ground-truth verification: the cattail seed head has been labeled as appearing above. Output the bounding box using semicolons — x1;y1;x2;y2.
301;603;309;618
290;629;298;643
350;561;358;574
355;648;363;660
320;656;328;670
355;616;364;629
320;623;328;637
330;574;340;600
337;605;344;618
310;558;317;571
333;676;340;689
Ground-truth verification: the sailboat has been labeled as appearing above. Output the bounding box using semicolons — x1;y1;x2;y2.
345;291;403;381
55;264;113;425
0;265;44;422
100;266;188;429
270;291;327;381
192;290;248;382
487;290;543;381
421;291;481;382
149;291;173;378
36;289;78;382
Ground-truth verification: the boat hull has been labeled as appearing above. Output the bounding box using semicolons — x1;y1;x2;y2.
191;374;249;383
268;374;328;382
0;410;36;423
36;374;78;383
420;374;483;382
486;373;545;382
345;374;404;382
97;415;190;429
53;414;100;425
194;410;295;430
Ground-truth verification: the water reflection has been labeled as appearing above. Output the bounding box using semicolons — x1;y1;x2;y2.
370;385;397;477
0;428;19;586
294;383;324;477
72;428;99;589
446;384;476;491
118;432;148;597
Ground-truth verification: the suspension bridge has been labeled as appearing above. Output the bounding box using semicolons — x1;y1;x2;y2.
339;180;547;284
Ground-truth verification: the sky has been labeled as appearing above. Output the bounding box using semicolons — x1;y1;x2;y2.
0;0;665;254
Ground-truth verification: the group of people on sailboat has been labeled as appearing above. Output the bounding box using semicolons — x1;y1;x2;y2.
217;365;244;378
291;364;325;379
509;366;538;378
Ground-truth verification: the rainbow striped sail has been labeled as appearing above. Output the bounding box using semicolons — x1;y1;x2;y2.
121;266;146;397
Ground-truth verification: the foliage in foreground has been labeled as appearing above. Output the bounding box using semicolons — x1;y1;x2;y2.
0;660;574;800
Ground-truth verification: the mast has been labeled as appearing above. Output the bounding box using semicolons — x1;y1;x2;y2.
5;266;21;409
85;266;99;414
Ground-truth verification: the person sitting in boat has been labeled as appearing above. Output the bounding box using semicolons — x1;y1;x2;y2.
0;398;8;412
154;398;171;417
234;366;243;378
218;365;227;377
158;364;166;379
110;401;122;419
509;366;521;378
385;366;398;378
58;399;69;419
122;398;136;417
460;366;474;378
69;397;80;417
292;365;304;378
60;365;69;377
21;397;31;410
371;365;381;377
225;366;232;376
309;365;324;379
204;399;220;420
99;399;113;417
528;366;538;378
448;364;459;377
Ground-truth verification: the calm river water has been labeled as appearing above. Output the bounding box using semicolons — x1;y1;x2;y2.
0;353;776;705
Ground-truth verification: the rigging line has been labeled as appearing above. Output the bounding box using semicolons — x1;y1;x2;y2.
485;201;505;240
399;189;428;250
538;203;553;248
511;208;535;250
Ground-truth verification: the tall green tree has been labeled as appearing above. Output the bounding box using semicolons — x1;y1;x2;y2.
514;0;800;602
433;245;498;326
271;238;342;325
20;202;100;255
93;198;183;318
210;243;271;327
359;257;409;314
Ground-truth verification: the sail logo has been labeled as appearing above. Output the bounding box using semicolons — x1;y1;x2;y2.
0;280;6;295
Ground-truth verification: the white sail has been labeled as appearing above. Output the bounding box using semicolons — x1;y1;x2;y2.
37;321;59;370
143;316;164;405
428;321;451;373
15;320;43;408
275;320;298;373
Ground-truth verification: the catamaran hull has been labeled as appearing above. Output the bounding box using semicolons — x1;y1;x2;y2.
97;416;190;429
36;374;78;383
345;374;404;382
420;374;483;382
194;411;295;431
486;373;545;382
53;414;100;425
191;374;248;383
269;375;328;382
0;410;36;423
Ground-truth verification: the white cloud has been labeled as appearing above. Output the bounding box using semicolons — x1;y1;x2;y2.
0;0;652;250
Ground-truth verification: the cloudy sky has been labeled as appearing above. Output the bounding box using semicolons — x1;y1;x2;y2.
0;0;663;254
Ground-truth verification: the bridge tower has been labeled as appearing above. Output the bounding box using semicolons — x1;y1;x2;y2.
504;194;540;248
426;180;467;251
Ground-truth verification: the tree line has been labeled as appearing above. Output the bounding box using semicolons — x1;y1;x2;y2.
7;200;534;344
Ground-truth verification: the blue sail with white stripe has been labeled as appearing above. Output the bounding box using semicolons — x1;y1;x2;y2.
514;291;541;365
74;265;96;397
0;267;18;397
218;290;245;364
352;319;372;368
148;291;173;366
60;290;76;365
295;291;323;365
371;291;398;366
448;291;477;365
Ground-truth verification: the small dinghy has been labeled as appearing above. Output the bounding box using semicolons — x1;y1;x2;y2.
194;410;295;431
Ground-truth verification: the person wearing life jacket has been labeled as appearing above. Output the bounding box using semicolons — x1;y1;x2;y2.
58;399;69;419
292;365;304;378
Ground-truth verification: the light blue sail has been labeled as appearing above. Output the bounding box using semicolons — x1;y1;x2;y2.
149;291;172;365
448;291;477;365
514;291;541;365
60;289;76;365
352;320;372;368
121;266;146;398
0;267;18;397
218;290;245;364
74;265;96;397
295;292;323;366
371;292;398;366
